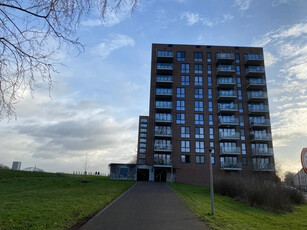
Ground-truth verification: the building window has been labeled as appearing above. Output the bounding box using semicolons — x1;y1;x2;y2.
140;138;147;143
195;141;205;153
196;155;205;164
181;126;190;138
141;123;147;128
236;65;241;75
235;53;240;63
195;127;204;138
140;128;147;133
139;143;146;148
194;64;203;74
195;101;204;112
242;157;247;166
176;113;185;124
240;116;244;126
194;76;203;86
181;154;190;163
181;141;190;152
241;128;245;140
242;143;246;155
176;100;185;111
208;88;212;99
181;75;190;85
141;118;148;122
194;88;203;99
210;141;215;153
211;156;215;164
140;133;146;137
209;114;213;125
239;102;243;113
209;128;214;139
139;148;146;153
195;114;204;125
181;63;190;73
177;51;186;61
208;101;213;112
207;64;212;74
208;76;212;86
238;89;242;100
237;77;241;87
207;52;212;62
194;52;203;62
176;87;185;98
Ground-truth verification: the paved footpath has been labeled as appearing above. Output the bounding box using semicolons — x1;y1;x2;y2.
80;182;210;230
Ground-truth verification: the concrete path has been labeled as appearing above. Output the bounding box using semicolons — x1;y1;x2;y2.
80;182;210;230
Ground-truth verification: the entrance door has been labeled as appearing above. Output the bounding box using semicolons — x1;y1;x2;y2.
137;169;149;181
155;168;167;182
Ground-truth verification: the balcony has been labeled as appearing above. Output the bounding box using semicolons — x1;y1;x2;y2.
252;163;275;172
216;53;234;64
248;105;269;114
247;92;268;101
247;79;266;89
155;101;172;110
220;147;241;155
250;133;272;141
216;65;235;76
220;162;242;170
249;119;271;127
157;51;173;62
156;75;173;84
245;66;265;77
154;130;172;137
154;144;172;152
218;118;239;127
244;54;264;65
217;77;236;88
154;153;171;167
218;104;238;113
155;113;172;123
251;148;274;156
156;88;172;100
218;90;237;101
219;132;240;140
157;63;173;74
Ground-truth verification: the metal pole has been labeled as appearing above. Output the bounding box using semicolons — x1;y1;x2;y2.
209;148;214;215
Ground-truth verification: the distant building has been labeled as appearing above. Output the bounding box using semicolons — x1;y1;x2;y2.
294;169;307;191
136;43;276;186
109;164;137;180
12;161;21;170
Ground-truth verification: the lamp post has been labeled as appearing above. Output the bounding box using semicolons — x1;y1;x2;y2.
209;147;214;215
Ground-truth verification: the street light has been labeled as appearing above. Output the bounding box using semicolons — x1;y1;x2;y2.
209;147;214;215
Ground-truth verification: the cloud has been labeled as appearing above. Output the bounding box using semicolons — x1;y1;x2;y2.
233;0;252;11
181;12;233;27
272;0;292;7
92;34;135;59
264;51;277;66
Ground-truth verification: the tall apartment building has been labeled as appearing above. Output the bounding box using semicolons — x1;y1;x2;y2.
136;43;275;185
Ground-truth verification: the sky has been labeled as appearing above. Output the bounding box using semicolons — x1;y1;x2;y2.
0;0;307;176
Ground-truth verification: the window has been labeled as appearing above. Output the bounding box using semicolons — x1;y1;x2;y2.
141;118;148;122
155;126;171;136
139;143;146;148
181;154;190;163
238;89;242;100
209;128;214;139
157;50;173;57
195;114;204;125
207;52;212;62
141;123;147;128
239;103;243;113
210;141;215;153
176;88;185;98
237;77;241;87
140;133;146;137
194;64;203;74
236;65;241;75
139;148;146;153
240;116;244;126
181;141;190;152
242;143;246;155
177;51;186;61
241;129;245;140
195;141;205;153
208;88;212;99
196;155;205;164
181;75;190;85
195;101;204;112
211;156;215;164
194;88;203;99
181;63;189;73
140;138;147;143
208;101;213;112
194;76;203;86
176;100;185;111
155;113;172;122
140;128;147;133
209;114;213;125
208;76;212;86
207;64;212;74
194;52;203;62
181;126;190;138
235;53;240;63
242;157;247;166
195;127;204;138
176;113;185;124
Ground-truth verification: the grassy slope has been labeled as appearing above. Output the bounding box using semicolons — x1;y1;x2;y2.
0;170;134;230
170;183;307;230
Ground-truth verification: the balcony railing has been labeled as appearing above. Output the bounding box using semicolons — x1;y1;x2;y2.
248;105;269;114
154;130;172;137
247;79;266;88
217;77;236;87
216;53;234;64
155;113;172;123
220;162;242;170
252;163;275;171
156;101;172;109
249;119;271;127
154;144;172;152
156;88;172;96
219;132;240;140
247;92;268;100
216;65;235;75
220;147;241;155
218;118;239;126
157;63;173;70
156;75;173;83
251;148;274;156
218;91;237;100
218;104;238;112
246;66;265;76
244;54;264;64
250;133;272;141
157;51;173;58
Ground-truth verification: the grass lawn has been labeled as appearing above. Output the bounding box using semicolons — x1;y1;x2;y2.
170;183;307;230
0;169;134;230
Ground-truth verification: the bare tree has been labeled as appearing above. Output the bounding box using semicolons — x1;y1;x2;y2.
284;171;295;187
0;0;137;119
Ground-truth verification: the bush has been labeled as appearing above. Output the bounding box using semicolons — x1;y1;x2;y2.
214;176;304;213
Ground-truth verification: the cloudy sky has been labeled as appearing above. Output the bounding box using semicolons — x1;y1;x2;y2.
1;0;307;175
